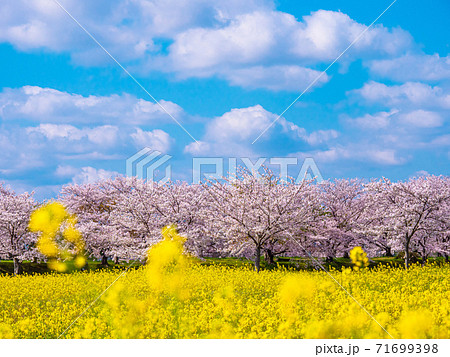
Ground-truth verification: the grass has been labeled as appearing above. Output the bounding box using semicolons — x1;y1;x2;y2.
0;260;131;275
4;254;447;275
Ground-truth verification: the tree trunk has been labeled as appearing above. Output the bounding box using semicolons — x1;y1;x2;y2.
325;256;334;263
445;254;449;263
114;256;120;264
264;249;275;265
404;237;410;270
101;254;108;266
343;251;349;259
13;257;22;276
385;246;393;257
421;255;427;267
254;246;261;273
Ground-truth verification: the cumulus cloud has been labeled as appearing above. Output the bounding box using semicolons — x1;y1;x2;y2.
345;109;445;130
183;105;340;157
0;0;275;67
71;167;119;185
430;134;450;147
27;124;119;146
55;165;80;178
184;141;211;155
413;170;430;177
346;81;449;157
345;109;398;129
290;10;411;61
0;86;181;186
0;0;414;91
279;118;339;145
165;10;411;71
224;65;329;91
293;146;405;166
131;128;173;152
0;86;183;125
351;81;450;109
368;53;450;82
294;147;351;163
398;110;443;128
367;149;404;165
160;9;411;89
182;105;276;156
205;105;275;142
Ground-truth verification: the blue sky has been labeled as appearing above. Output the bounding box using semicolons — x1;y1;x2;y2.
0;0;449;199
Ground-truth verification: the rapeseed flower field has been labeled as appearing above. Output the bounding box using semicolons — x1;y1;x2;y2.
0;226;448;339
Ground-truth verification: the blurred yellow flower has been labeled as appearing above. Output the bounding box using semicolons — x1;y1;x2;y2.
349;246;369;270
29;202;85;272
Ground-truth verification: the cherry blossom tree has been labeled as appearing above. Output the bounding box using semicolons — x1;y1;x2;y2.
0;184;38;275
158;181;218;257
3;172;443;273
372;176;450;268
61;177;214;262
357;180;398;257
61;177;151;263
107;177;208;260
202;167;319;272
311;179;367;260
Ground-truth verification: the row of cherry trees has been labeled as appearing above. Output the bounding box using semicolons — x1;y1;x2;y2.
1;168;449;273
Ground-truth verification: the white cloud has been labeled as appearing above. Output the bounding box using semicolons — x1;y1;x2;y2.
0;86;183;125
206;105;276;142
183;105;276;156
0;0;415;91
224;65;329;91
165;10;296;74
161;9;411;89
293;146;405;166
184;141;211;155
290;10;411;61
0;0;273;64
71;167;119;185
367;149;403;165
413;170;430;178
295;147;351;163
368;53;450;82
55;165;79;178
131;128;173;152
279;118;339;145
59;152;124;161
346;109;398;129
26;124;119;146
352;81;450;109
183;105;340;156
85;126;120;146
398;110;443;128
430;134;450;147
345;109;444;131
28;124;84;140
345;83;449;159
0;127;47;175
166;9;411;71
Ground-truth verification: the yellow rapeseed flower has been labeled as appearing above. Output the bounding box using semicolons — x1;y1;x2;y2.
349;246;369;270
29;202;85;272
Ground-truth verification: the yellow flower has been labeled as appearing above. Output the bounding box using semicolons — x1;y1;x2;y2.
74;255;87;269
349;246;369;270
279;274;316;305
397;310;433;338
29;202;85;272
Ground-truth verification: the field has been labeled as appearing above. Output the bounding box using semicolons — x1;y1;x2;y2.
1;260;449;339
